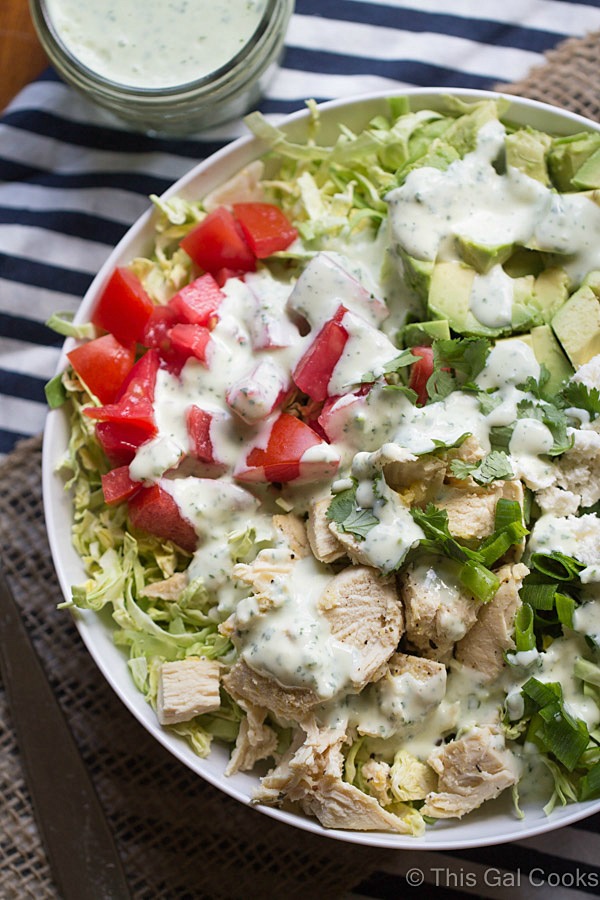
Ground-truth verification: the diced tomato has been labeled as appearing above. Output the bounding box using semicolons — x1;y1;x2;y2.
232;202;298;258
67;333;135;404
408;346;435;406
168;323;212;366
214;267;245;287
101;466;141;505
128;483;197;552
180;207;255;274
95;420;152;466
292;306;349;402
91;267;155;346
318;391;367;443
168;273;223;327
83;349;159;435
226;360;289;424
142;304;179;354
186;405;216;464
235;412;339;484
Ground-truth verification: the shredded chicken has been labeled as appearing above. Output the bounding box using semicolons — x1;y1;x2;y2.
306;497;346;563
225;699;278;775
455;563;528;679
421;725;518;819
435;479;524;541
254;718;420;833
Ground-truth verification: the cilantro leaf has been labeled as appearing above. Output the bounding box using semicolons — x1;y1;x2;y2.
517;363;550;400
449;450;513;484
426;367;456;402
360;349;419;385
326;482;378;541
561;381;600;420
341;507;380;538
433;337;491;382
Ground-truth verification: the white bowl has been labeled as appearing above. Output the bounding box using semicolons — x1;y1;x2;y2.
42;88;600;849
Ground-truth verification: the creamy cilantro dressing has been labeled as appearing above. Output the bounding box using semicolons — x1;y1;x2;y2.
469;266;515;329
44;0;268;90
236;555;360;699
386;117;600;304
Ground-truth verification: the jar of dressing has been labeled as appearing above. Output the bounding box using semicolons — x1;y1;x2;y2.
29;0;294;135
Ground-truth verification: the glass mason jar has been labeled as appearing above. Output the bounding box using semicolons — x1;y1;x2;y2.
29;0;294;135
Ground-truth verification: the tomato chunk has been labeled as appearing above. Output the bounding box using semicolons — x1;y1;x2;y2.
67;333;135;404
92;267;155;346
408;346;435;406
168;273;223;326
83;349;159;435
168;323;212;366
186;405;216;464
292;306;349;402
128;484;197;552
101;466;141;505
95;420;153;466
232;203;298;258
235;412;339;484
180;207;255;274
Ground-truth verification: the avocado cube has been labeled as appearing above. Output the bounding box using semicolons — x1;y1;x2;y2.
552;271;600;367
572;148;600;190
397;247;434;306
401;318;451;347
530;324;574;395
533;266;570;323
505;128;551;185
456;234;514;275
548;132;600;192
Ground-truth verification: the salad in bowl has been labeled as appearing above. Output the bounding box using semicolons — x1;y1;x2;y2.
44;89;600;846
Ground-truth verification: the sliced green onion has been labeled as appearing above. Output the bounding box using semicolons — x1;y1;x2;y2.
574;658;600;687
555;592;576;628
530;551;585;582
515;602;536;652
579;762;600;801
459;559;500;604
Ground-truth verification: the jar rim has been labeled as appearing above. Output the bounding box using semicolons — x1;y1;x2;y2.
32;0;280;96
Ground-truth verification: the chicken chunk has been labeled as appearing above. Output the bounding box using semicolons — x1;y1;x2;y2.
455;563;528;679
384;453;446;506
223;565;403;722
554;429;600;508
421;725;518;819
225;699;278;775
156;657;221;725
318;566;404;687
272;513;311;558
254;719;421;833
306;497;345;563
141;572;187;600
435;480;524;541
223;658;322;725
400;559;480;661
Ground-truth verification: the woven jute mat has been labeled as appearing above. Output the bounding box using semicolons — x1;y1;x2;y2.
2;30;600;899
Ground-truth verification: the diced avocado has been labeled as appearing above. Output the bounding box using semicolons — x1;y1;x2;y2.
428;260;539;338
442;99;500;158
572;148;600;190
552;271;600;367
533;266;570;323
530;324;574;396
505;128;551;185
511;275;542;333
397;247;433;306
401;318;451;347
503;247;545;278
456;234;514;274
427;260;500;337
397;141;460;183
548;132;600;192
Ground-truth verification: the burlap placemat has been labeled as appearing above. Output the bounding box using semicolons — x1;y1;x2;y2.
1;30;600;899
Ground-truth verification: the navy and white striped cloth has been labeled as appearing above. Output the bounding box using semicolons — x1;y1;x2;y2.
3;2;600;896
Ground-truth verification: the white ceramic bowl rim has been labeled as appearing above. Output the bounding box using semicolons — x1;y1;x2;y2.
42;87;600;850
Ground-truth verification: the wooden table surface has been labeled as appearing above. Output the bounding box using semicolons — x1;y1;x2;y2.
1;0;48;110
